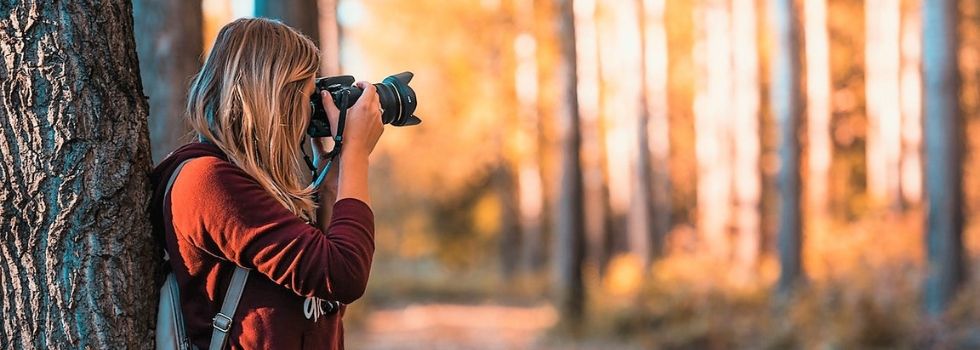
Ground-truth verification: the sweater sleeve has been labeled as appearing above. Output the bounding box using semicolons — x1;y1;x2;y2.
169;156;375;303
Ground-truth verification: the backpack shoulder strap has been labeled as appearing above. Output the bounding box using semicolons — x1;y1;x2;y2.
209;267;249;350
164;158;251;350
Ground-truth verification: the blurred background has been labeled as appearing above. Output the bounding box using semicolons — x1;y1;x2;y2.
135;0;980;348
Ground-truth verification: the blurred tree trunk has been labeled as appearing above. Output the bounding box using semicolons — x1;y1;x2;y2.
731;0;761;279
256;0;320;45
805;0;832;220
695;0;734;260
865;0;903;210
134;0;203;163
899;0;923;207
550;0;586;330
631;0;671;267
922;0;964;317
0;1;156;348
572;0;610;273
628;0;656;268
769;0;804;295
318;0;341;75
495;165;523;279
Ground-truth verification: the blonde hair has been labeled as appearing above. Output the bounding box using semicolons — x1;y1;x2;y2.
187;18;320;221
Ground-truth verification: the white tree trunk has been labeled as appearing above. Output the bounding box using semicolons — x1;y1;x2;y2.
694;0;734;259
731;0;761;278
865;0;903;208
805;0;832;217
899;0;923;206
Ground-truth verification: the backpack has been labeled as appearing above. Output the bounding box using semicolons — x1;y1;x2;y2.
156;159;251;350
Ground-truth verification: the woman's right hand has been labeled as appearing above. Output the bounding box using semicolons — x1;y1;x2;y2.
341;81;384;158
333;81;384;206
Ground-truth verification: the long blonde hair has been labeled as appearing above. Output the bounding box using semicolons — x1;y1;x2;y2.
187;18;319;221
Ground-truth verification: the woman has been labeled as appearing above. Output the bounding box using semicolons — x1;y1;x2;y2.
149;18;383;349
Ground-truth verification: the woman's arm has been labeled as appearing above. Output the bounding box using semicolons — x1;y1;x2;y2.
313;81;383;225
333;81;383;203
171;157;375;303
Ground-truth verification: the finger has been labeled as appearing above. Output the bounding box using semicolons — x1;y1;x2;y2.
321;90;341;133
354;81;377;107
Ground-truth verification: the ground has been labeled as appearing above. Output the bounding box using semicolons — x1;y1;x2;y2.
346;303;640;350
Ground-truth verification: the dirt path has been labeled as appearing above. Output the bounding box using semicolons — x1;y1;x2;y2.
345;303;639;350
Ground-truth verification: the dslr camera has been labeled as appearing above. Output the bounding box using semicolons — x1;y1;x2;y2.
308;71;421;137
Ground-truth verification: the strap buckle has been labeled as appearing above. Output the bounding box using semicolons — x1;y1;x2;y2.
212;313;233;333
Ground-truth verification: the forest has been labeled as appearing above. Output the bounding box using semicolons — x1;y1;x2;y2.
1;0;979;349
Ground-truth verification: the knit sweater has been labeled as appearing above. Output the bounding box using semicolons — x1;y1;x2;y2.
149;142;375;349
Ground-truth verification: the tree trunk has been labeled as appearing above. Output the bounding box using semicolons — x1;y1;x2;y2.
255;0;321;45
318;0;341;75
695;0;734;260
805;0;832;219
899;0;923;207
922;0;964;317
641;0;672;263
495;164;524;279
629;0;671;268
551;0;586;330
0;1;156;348
570;0;610;273
731;0;761;279
769;0;804;295
865;0;903;210
134;0;203;164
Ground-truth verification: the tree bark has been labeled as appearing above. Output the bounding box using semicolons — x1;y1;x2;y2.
134;0;203;163
769;0;804;295
922;0;964;317
0;1;156;348
255;0;321;45
550;0;586;331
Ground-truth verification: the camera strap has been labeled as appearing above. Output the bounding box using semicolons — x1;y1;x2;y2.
308;90;351;193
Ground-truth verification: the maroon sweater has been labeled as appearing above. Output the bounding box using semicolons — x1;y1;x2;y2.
150;142;374;349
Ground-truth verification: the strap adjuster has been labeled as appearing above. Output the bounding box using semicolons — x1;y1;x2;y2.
212;313;233;333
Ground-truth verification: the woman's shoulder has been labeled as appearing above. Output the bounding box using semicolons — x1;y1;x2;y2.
172;156;258;198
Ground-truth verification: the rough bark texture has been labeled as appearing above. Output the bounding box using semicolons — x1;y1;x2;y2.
0;1;156;349
256;0;321;46
922;0;964;317
550;0;585;330
769;0;804;295
134;0;203;164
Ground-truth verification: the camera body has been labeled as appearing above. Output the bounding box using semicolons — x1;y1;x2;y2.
308;72;421;137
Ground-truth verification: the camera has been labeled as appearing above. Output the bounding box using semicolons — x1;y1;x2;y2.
308;71;421;137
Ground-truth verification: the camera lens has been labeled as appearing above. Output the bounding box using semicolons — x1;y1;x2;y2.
377;72;421;127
